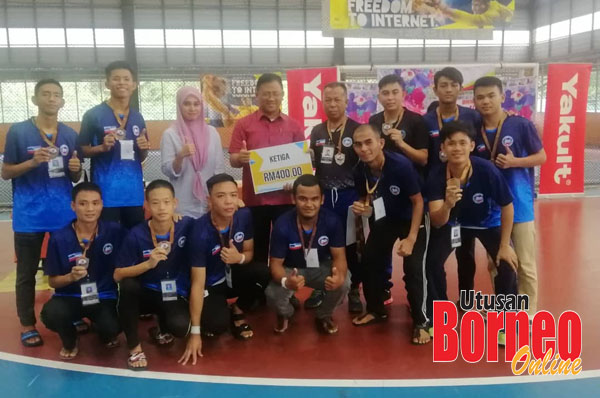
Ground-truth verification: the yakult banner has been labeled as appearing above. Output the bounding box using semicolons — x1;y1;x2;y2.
287;67;339;138
539;64;591;196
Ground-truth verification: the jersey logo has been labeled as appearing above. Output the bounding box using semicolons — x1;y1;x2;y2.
234;232;245;243
501;136;514;147
429;130;440;138
68;252;83;262
289;242;302;250
60;144;69;156
318;236;329;246
315;139;326;147
211;245;222;255
103;126;117;134
389;185;401;195
142;249;152;258
103;243;113;255
477;144;486;152
178;236;186;248
472;193;484;204
133;125;140;137
342;137;353;147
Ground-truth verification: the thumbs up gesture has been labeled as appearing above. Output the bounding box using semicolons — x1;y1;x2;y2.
286;268;305;291
238;139;251;165
68;150;82;173
495;144;516;169
325;266;343;291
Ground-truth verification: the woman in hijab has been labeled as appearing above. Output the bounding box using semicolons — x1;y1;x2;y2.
161;86;225;218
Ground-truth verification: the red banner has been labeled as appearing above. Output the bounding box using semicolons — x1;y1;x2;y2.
539;64;591;195
286;67;339;139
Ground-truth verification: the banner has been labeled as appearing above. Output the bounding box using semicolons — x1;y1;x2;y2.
345;82;378;123
539;64;591;195
249;141;314;194
287;67;339;138
377;64;537;119
202;74;259;128
323;0;515;39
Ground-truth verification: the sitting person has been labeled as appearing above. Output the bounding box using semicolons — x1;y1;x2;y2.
265;174;350;334
41;182;123;360
186;173;270;342
114;179;195;371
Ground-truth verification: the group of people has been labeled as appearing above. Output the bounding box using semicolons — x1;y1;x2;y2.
2;60;545;370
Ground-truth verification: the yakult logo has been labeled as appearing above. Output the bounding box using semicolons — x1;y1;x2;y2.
554;73;578;186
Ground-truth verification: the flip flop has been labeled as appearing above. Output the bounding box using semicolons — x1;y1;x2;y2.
20;329;43;347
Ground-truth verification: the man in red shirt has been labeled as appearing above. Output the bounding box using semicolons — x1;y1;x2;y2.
229;73;305;267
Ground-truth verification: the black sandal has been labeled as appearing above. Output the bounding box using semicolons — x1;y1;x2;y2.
20;329;43;347
231;311;253;340
148;326;174;345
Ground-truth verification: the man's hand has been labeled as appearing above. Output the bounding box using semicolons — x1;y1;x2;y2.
31;148;51;166
324;266;343;291
444;185;463;209
136;135;151;151
282;183;293;192
179;143;196;158
221;240;243;264
68;150;81;173
351;201;372;217
388;128;404;148
172;213;183;222
238;140;251;165
495;145;517;169
70;265;88;282
285;268;305;291
147;247;168;269
102;134;116;152
178;334;203;365
497;244;518;272
397;236;416;257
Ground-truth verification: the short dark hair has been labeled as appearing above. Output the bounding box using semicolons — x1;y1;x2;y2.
353;123;382;138
207;173;238;194
292;174;322;196
323;81;348;95
440;120;476;143
34;79;63;96
434;67;464;87
145;179;175;200
256;73;283;92
105;60;137;81
378;74;405;90
473;76;503;93
71;182;102;201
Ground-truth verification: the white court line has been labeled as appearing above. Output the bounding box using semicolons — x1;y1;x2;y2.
0;351;598;388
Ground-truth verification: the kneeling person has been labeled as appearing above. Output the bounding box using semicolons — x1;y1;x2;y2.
115;180;195;370
41;182;123;360
266;175;350;334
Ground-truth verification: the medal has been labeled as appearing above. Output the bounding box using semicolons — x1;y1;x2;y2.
48;146;59;158
158;241;172;255
115;128;126;140
439;150;447;162
334;152;346;165
77;257;90;269
382;123;392;135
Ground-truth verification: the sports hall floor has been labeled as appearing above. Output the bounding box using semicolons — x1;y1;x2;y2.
0;197;598;397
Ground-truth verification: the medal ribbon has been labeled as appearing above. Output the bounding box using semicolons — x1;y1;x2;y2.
211;213;233;250
34;117;58;149
364;157;385;204
149;220;175;248
326;117;347;154
384;108;404;131
296;215;318;260
73;222;98;259
106;101;129;131
481;112;507;160
436;106;460;131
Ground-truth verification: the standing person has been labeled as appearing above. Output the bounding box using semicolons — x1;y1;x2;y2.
228;73;304;266
77;60;150;229
423;67;481;299
1;78;82;347
309;82;362;313
473;76;546;317
161;86;225;218
350;125;430;345
41;182;123;360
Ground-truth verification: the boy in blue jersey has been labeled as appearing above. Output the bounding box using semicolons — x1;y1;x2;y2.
350;124;430;344
41;182;123;360
266;175;350;334
115;180;195;371
183;174;269;349
1;79;82;347
77;61;150;229
423;67;482;305
424;121;519;329
473;76;546;317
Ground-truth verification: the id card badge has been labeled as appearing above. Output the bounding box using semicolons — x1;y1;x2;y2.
48;156;65;178
160;279;178;301
346;206;357;246
451;225;462;248
373;197;386;221
80;282;100;306
225;265;233;288
305;248;319;268
321;145;334;164
120;140;135;161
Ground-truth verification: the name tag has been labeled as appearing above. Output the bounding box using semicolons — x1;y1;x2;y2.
373;197;386;221
80;282;99;306
225;265;233;289
48;156;65;178
451;225;462;248
320;145;335;164
305;248;319;268
120;140;135;161
160;279;178;301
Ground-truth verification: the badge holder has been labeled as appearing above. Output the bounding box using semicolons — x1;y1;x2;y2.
305;248;320;268
321;145;334;164
225;265;233;288
48;154;65;178
161;272;178;302
451;224;462;248
120;139;135;161
373;197;386;221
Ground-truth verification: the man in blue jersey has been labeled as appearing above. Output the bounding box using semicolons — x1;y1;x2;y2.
423;67;482;304
266;175;350;334
115;180;195;371
41;182;123;360
77;61;150;229
424;121;519;331
473;76;546;317
2;79;82;347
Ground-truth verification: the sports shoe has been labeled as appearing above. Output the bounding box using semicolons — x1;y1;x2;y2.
348;287;363;313
304;289;324;309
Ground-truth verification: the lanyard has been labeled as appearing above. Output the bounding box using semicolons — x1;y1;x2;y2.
326;117;347;153
436;106;460;131
364;157;385;203
106;100;129;130
149;220;174;248
34;117;58;148
384;108;404;130
296;216;317;259
211;214;233;249
73;222;98;258
481;112;507;160
445;160;473;186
